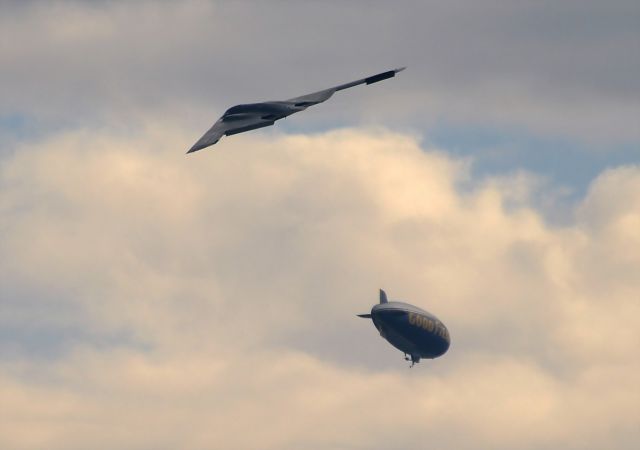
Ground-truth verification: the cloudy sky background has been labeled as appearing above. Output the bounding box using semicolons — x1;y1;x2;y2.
1;1;639;449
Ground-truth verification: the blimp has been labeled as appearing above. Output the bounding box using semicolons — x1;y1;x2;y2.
358;289;450;366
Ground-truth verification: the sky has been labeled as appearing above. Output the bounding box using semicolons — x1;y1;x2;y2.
1;1;639;449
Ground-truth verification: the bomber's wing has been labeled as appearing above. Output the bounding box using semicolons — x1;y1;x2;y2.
286;67;406;108
187;68;405;154
187;115;275;154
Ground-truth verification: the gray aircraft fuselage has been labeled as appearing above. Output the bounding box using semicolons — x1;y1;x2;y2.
360;290;450;366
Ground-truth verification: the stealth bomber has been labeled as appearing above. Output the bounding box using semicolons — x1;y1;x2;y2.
359;289;450;367
187;67;405;154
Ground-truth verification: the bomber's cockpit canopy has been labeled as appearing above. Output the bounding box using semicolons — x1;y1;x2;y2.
223;104;263;116
222;102;293;120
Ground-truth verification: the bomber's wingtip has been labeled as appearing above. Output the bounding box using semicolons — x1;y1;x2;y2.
186;139;220;154
186;143;204;154
365;68;406;85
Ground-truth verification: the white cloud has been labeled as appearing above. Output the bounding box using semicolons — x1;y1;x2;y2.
1;126;639;448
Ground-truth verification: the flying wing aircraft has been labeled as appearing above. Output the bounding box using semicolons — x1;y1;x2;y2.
187;67;405;154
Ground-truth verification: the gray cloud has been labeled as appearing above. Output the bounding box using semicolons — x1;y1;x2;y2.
1;0;639;142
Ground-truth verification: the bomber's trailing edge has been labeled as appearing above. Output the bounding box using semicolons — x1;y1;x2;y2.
358;289;450;367
187;67;406;154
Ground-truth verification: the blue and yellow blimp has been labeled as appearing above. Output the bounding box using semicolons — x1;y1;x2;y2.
358;289;450;366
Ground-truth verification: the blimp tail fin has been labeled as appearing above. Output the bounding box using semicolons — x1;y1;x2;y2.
357;313;372;319
379;289;388;304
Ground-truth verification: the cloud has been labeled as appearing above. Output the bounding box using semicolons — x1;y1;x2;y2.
1;0;639;143
1;125;639;449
